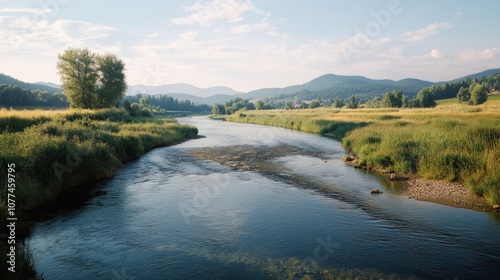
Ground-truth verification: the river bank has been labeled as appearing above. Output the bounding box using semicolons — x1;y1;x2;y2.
221;100;500;207
406;178;493;211
0;108;198;279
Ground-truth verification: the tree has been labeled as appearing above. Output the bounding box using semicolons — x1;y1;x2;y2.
310;99;321;109
469;83;488;105
57;48;97;109
381;90;404;108
95;54;127;108
402;95;409;108
300;101;309;109
415;88;436;108
57;48;126;109
140;97;151;107
255;99;272;110
347;95;358;109
212;103;225;115
334;98;345;108
457;86;470;103
285;100;294;110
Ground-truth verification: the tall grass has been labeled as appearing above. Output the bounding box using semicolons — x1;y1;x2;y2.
0;108;197;278
226;99;500;204
0;108;197;211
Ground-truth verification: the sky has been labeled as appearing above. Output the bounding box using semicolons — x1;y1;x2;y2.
0;0;499;92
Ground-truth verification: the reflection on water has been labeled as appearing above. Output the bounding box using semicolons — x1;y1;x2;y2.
28;117;500;279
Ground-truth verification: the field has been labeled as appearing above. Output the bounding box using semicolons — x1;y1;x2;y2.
0;108;198;212
226;97;500;205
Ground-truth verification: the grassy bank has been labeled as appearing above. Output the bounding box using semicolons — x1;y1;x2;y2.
225;97;500;205
0;108;197;278
0;108;197;211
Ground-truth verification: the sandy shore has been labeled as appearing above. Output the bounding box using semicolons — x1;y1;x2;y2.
406;178;496;211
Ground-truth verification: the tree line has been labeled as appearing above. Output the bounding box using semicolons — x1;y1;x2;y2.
126;94;210;115
0;84;68;108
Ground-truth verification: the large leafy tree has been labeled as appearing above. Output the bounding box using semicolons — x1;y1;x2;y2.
469;83;488;105
415;88;436;108
95;54;127;108
57;48;97;109
57;48;126;109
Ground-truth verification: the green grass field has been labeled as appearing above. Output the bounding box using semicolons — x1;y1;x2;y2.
226;97;500;204
0;108;198;211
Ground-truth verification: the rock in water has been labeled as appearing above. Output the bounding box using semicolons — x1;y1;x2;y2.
390;173;398;181
370;189;383;194
493;205;500;209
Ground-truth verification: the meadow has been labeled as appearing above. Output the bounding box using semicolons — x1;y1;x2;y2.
226;96;500;205
0;108;198;212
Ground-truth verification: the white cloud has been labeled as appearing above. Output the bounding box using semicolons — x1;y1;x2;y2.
430;49;443;59
404;22;453;42
458;48;500;61
171;0;256;26
231;21;269;34
0;15;118;52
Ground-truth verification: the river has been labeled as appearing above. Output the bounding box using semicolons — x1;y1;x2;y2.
28;116;500;279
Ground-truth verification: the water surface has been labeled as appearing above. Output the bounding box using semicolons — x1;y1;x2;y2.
29;117;500;279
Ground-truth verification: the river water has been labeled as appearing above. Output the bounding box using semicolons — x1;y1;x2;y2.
28;117;500;279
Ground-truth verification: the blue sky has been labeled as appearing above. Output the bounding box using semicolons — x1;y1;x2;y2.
0;0;499;91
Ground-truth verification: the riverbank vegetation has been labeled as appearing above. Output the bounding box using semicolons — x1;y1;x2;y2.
0;108;197;212
224;96;500;205
0;108;198;278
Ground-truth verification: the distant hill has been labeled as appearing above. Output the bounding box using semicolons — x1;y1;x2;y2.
126;83;243;98
36;82;62;89
447;68;500;83
0;73;62;94
239;74;433;101
166;93;234;105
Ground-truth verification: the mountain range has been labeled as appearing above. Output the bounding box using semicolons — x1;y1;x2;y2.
0;74;62;94
2;68;499;106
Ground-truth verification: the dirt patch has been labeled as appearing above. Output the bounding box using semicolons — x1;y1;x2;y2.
406;178;494;211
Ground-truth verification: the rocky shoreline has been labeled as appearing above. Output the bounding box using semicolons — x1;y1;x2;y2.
406;178;498;211
343;154;499;212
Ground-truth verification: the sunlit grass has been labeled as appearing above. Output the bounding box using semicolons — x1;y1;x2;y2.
0;108;198;211
227;98;500;204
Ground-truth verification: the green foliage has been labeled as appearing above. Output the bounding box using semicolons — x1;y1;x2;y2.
95;54;127;108
226;104;500;204
310;99;321;109
284;100;294;110
414;88;436;107
347;95;358;109
126;94;210;113
57;48;126;109
0;84;68;108
457;86;470;103
381;90;405;108
469;83;488;105
0;109;198;212
215;97;255;115
255;99;273;110
333;98;345;108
